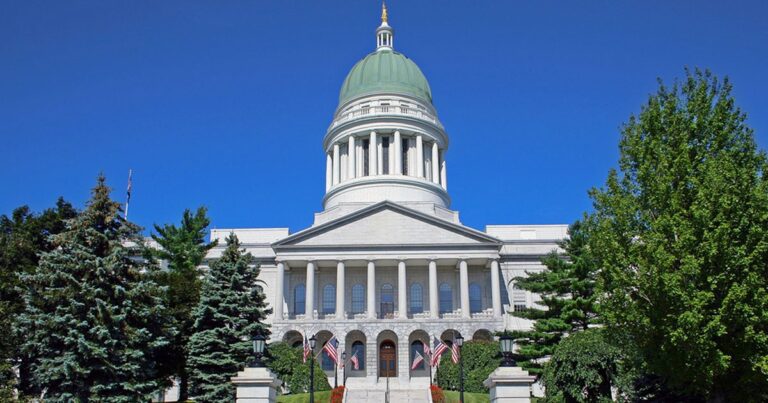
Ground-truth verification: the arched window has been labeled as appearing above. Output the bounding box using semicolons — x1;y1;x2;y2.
351;341;365;370
439;283;453;313
294;284;306;315
351;284;365;314
410;283;423;314
381;283;394;317
322;344;334;371
410;340;425;371
323;284;335;315
469;283;482;313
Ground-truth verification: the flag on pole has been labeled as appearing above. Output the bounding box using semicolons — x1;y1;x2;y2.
350;350;359;370
411;350;425;370
323;336;339;365
451;340;460;364
430;337;448;367
303;334;311;363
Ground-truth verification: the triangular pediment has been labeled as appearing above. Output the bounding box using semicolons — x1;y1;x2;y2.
273;201;501;248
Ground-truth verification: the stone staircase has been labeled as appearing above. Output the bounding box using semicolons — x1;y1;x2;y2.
344;377;431;403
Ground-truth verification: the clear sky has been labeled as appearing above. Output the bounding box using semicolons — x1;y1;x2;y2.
2;1;767;234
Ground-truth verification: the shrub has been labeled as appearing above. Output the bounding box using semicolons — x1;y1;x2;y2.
435;340;500;393
331;385;345;403
266;342;331;394
430;384;445;403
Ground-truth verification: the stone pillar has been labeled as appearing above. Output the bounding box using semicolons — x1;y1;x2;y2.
348;136;356;180
431;142;439;184
483;366;536;403
429;259;439;318
326;153;332;190
305;261;315;319
231;366;282;403
416;134;424;178
440;152;447;190
459;260;470;318
394;130;402;175
275;261;285;320
333;144;340;185
336;261;345;319
491;259;502;318
367;260;376;319
398;260;407;319
369;131;378;176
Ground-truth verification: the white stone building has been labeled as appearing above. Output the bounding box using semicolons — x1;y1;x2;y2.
206;6;566;399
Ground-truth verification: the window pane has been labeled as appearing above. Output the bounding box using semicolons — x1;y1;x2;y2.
402;138;409;175
381;283;394;317
294;284;306;315
410;341;425;370
363;140;370;176
382;137;390;174
439;283;452;313
469;283;482;313
322;349;334;370
352;284;365;314
410;283;423;314
323;284;335;314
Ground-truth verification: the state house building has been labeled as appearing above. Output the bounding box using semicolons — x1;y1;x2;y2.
205;6;565;400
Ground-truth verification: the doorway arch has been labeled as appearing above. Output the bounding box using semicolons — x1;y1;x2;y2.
379;340;397;378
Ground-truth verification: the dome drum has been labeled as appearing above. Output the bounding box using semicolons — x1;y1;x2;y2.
323;176;450;210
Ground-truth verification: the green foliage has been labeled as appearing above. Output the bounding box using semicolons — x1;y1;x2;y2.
186;234;272;402
435;341;499;393
543;330;620;403
0;198;77;397
151;206;217;399
590;69;768;400
266;342;330;394
509;218;600;375
16;175;172;402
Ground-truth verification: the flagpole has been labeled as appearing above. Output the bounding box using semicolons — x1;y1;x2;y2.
124;169;132;220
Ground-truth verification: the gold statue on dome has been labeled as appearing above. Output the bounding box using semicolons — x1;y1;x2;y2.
382;1;388;23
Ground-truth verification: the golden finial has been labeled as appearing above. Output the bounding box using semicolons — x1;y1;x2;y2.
381;1;388;23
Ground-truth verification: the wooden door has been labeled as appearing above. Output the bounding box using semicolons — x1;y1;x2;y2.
379;341;396;377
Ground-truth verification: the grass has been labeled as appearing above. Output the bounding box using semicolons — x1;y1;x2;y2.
276;390;331;403
443;390;490;403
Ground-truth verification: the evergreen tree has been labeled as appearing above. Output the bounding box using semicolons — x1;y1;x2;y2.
151;207;217;400
187;234;271;403
17;175;172;402
590;69;768;400
0;198;77;397
508;218;600;376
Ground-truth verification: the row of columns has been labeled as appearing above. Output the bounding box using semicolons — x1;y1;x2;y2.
325;131;447;190
273;259;503;321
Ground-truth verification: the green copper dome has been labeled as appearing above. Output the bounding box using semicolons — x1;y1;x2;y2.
338;50;432;106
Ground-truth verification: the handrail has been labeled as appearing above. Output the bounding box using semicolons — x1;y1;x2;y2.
332;105;440;128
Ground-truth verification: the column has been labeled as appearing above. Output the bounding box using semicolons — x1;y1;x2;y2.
305;261;315;319
440;153;447;190
325;153;332;190
367;261;376;319
369;131;378;176
491;259;502;318
416;135;424;178
459;260;470;318
336;261;345;319
398;260;407;318
431;143;439;184
394;130;402;175
333;144;340;185
275;261;285;320
429;259;438;318
348;136;356;180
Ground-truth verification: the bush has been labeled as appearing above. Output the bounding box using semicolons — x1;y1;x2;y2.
330;385;345;403
435;340;500;393
266;342;331;394
430;384;445;403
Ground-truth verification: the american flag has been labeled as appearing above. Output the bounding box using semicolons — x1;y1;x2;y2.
303;334;311;363
411;350;425;370
423;340;431;359
350;350;359;370
430;337;448;367
451;340;460;364
323;336;339;365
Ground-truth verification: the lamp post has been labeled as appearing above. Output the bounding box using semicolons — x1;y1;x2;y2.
456;335;464;403
251;332;266;367
498;333;516;367
309;334;317;403
342;350;347;386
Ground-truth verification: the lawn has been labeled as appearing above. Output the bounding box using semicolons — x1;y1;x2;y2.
276;390;331;403
442;390;490;403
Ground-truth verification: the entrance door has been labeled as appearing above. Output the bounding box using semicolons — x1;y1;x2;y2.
379;341;396;377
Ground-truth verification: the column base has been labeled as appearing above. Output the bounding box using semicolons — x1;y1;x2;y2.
231;366;282;403
483;366;536;403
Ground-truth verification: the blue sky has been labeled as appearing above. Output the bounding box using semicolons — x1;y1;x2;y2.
2;1;767;234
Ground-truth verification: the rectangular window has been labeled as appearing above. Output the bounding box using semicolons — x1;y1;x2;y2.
512;285;527;312
402;138;409;175
363;139;370;176
382;137;390;174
